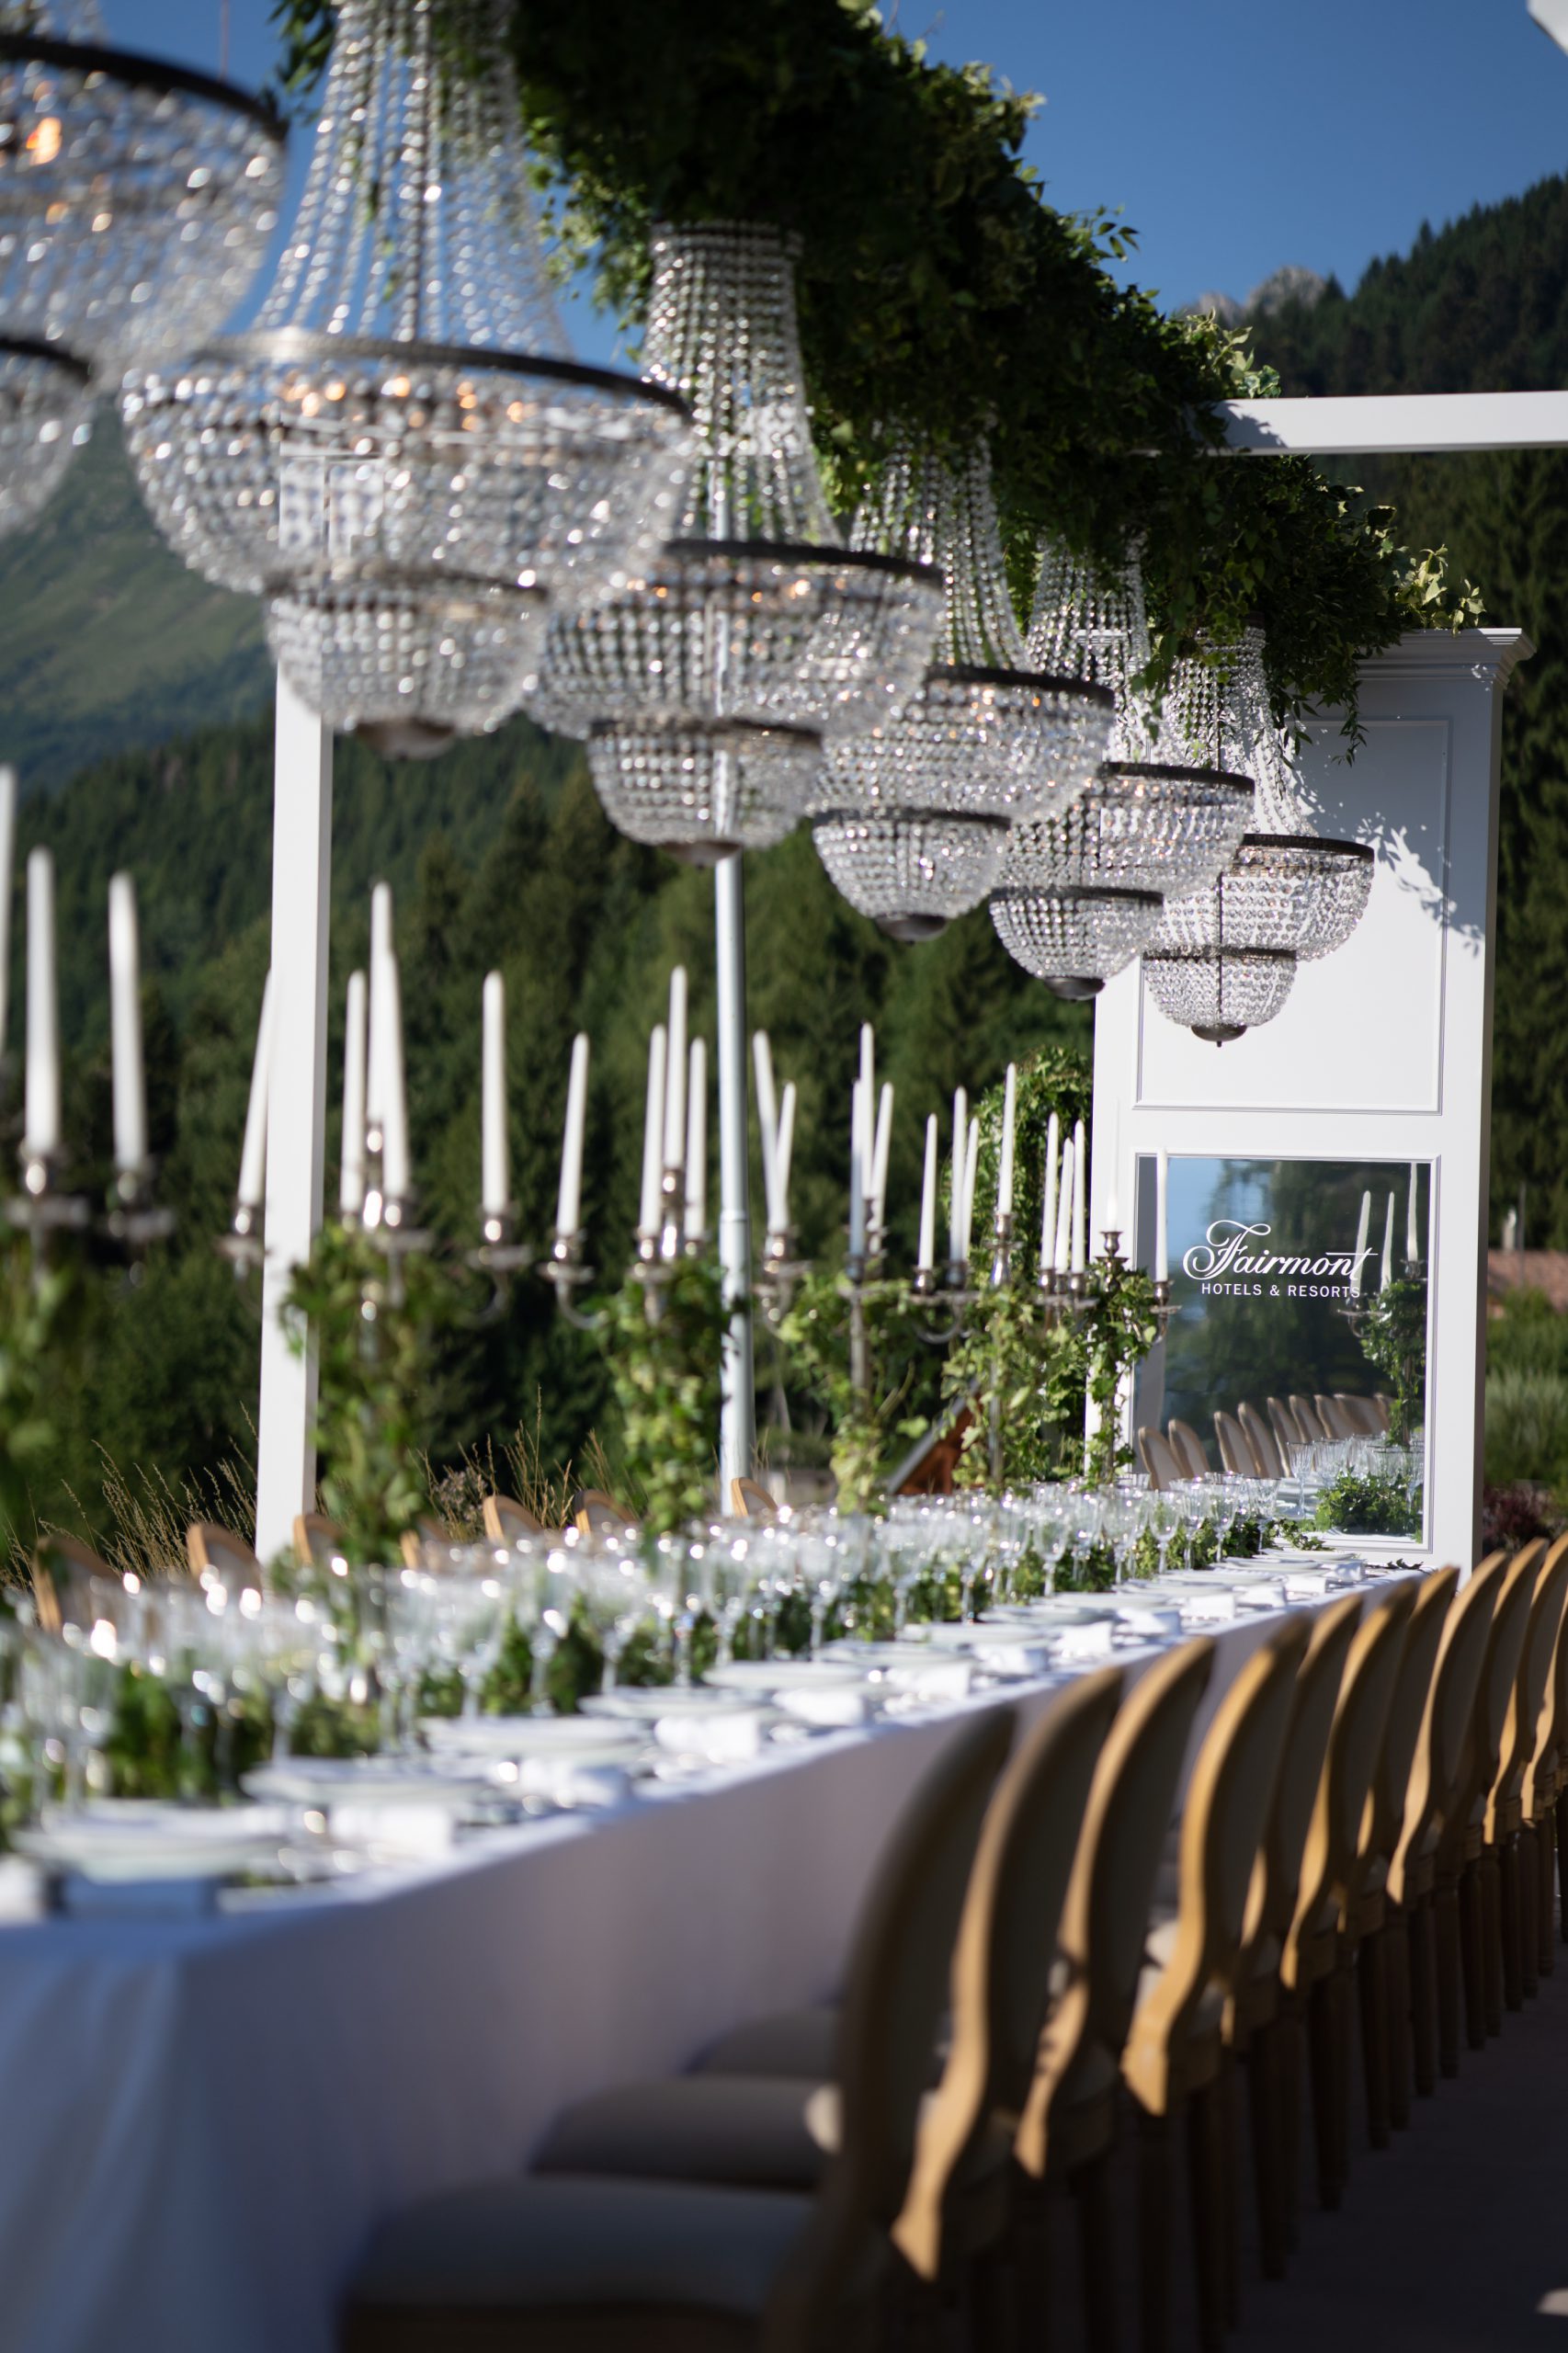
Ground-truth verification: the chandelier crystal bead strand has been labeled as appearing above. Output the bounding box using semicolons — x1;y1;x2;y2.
0;3;286;536
990;536;1254;995
810;440;1115;939
123;0;692;756
528;222;945;861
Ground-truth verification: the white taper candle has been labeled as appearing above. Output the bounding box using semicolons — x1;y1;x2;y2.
664;965;687;1177
481;972;507;1217
1380;1190;1394;1291
1155;1149;1169;1282
557;1032;590;1237
752;1030;782;1234
1406;1163;1420;1265
640;1024;666;1238
917;1113;937;1274
107;871;147;1175
776;1082;797;1231
998;1061;1017;1217
366;881;392;1138
1071;1117;1086;1274
22;847;59;1161
380;954;411;1204
871;1081;892;1236
685;1037;706;1241
1351;1188;1371;1298
340;970;368;1218
949;1086;967;1264
0;767;16;1062
1054;1141;1074;1274
236;971;274;1211
961;1118;980;1259
1040;1110;1060;1267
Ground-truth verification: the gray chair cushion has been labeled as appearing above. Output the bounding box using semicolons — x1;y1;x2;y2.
535;2075;830;2189
346;2175;812;2335
694;2004;840;2078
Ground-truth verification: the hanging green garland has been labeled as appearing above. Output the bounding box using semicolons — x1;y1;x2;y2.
274;0;1481;725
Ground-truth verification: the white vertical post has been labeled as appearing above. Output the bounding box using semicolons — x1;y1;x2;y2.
714;851;755;1495
255;669;335;1563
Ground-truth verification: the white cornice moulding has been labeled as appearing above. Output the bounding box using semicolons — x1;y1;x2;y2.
1354;628;1534;688
1216;392;1568;456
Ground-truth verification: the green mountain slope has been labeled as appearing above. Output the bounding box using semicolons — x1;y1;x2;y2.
1247;176;1568;1247
0;426;270;795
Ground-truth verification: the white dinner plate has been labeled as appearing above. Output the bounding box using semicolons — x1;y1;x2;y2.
242;1756;500;1810
16;1802;292;1882
421;1715;642;1766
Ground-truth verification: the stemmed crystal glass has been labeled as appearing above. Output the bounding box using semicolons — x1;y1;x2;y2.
428;1574;507;1722
1099;1494;1140;1590
1146;1489;1182;1580
1067;1487;1105;1586
575;1542;653;1689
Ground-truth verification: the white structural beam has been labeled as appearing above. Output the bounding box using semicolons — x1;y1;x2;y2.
255;671;335;1564
1216;391;1568;457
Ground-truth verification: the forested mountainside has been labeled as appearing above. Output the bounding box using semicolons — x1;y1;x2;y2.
1246;172;1568;1245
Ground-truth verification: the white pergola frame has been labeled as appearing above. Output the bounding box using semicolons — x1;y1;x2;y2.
249;386;1564;1561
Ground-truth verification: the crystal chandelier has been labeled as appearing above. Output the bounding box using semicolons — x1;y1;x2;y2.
528;222;944;860
808;442;1114;938
990;883;1164;996
1142;625;1372;1039
1143;947;1298;1045
0;9;286;536
123;0;692;755
988;537;1253;993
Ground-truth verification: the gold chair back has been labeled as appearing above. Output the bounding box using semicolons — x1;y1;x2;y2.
1290;1393;1325;1442
1138;1427;1186;1491
293;1511;346;1571
1267;1396;1304;1454
482;1494;543;1545
1168;1419;1210;1480
1014;1637;1214;2176
32;1531;119;1635
1368;1568;1459;1873
1214;1410;1259;1478
574;1488;637;1537
893;1667;1122;2280
1239;1402;1286;1480
731;1477;779;1519
1244;1593;1364;1964
1124;1621;1310;2109
1390;1554;1506;1904
1288;1582;1416;1976
187;1520;263;1594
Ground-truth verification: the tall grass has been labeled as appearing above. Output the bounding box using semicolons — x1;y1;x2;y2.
1483;1368;1568;1489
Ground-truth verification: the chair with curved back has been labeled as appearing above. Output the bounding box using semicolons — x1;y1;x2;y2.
1280;1580;1415;2216
1237;1403;1285;1481
574;1489;638;1538
1334;1394;1383;1437
399;1515;452;1570
1120;1620;1310;2353
1365;1567;1459;2132
1138;1428;1187;1491
1226;1591;1363;2279
730;1478;779;1521
1388;1552;1507;2091
187;1520;263;1594
482;1494;544;1546
530;1677;1121;2325
1435;1542;1540;2050
1516;1533;1568;1977
1485;1537;1568;2009
293;1511;347;1572
1267;1398;1304;1459
1313;1394;1358;1441
1289;1396;1325;1443
1167;1420;1210;1481
343;1709;1017;2353
1011;1639;1214;2353
32;1530;120;1635
1213;1411;1260;1480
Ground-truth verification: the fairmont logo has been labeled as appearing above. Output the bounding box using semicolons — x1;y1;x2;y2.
1181;1218;1377;1299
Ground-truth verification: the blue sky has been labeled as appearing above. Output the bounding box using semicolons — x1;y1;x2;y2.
115;1;1568;339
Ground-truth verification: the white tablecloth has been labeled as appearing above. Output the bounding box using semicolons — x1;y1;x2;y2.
0;1580;1368;2353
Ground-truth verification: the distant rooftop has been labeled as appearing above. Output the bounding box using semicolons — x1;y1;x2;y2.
1488;1248;1568;1313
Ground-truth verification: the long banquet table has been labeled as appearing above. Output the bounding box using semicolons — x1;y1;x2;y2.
0;1555;1411;2353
